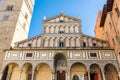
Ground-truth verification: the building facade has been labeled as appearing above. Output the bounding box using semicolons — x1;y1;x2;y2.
94;0;120;65
1;14;119;80
0;0;34;71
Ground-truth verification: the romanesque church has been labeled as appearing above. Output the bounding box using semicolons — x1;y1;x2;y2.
0;0;119;80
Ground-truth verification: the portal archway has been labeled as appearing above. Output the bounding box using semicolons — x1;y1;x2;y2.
54;53;67;80
70;62;87;80
104;64;118;80
21;63;32;80
34;63;52;80
1;63;20;80
90;64;103;80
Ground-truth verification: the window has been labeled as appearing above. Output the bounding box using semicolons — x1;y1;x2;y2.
59;31;64;33
115;6;120;17
28;43;32;47
60;20;64;22
109;22;112;29
93;43;97;47
59;42;64;47
3;15;9;20
90;53;97;57
26;53;33;57
6;5;13;11
25;13;28;20
83;42;86;47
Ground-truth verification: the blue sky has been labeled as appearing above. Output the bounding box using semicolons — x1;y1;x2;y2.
28;0;106;38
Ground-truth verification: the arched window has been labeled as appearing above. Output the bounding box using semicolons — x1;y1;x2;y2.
25;13;28;20
59;41;64;47
6;5;13;11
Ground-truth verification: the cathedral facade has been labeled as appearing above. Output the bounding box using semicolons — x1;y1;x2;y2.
0;14;120;80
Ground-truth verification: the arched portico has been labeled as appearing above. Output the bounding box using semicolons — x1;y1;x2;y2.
1;63;20;80
104;64;119;80
34;63;52;80
70;62;87;80
20;63;33;80
54;53;67;80
90;64;103;80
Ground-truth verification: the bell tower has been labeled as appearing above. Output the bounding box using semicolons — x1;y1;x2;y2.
0;0;35;49
0;0;35;71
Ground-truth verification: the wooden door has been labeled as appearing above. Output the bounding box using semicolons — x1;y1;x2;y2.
28;74;32;80
57;71;66;80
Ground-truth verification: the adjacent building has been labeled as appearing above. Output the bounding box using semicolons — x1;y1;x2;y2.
94;0;120;65
0;0;34;71
0;13;119;80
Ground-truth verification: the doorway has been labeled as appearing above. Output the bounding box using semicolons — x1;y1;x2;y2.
90;73;98;80
54;53;67;80
57;71;66;80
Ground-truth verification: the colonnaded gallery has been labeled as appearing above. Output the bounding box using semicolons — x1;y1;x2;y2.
1;13;120;80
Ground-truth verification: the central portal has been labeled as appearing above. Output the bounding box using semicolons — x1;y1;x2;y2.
54;53;67;80
57;71;66;80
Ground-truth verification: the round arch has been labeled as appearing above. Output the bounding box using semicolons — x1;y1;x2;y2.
70;62;87;80
21;62;33;69
34;62;53;70
54;53;67;80
34;63;52;80
21;63;33;80
90;64;103;80
54;53;67;70
104;63;119;80
2;62;19;71
1;63;20;80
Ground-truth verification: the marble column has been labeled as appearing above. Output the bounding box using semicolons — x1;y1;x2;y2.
69;26;70;33
18;70;22;80
64;38;66;47
67;70;70;80
49;26;50;33
48;38;50;47
101;70;106;80
53;38;55;47
59;26;60;33
87;70;90;80
69;38;71;47
31;70;34;80
101;65;106;80
52;72;55;80
74;38;76;47
73;26;75;33
63;26;65;33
